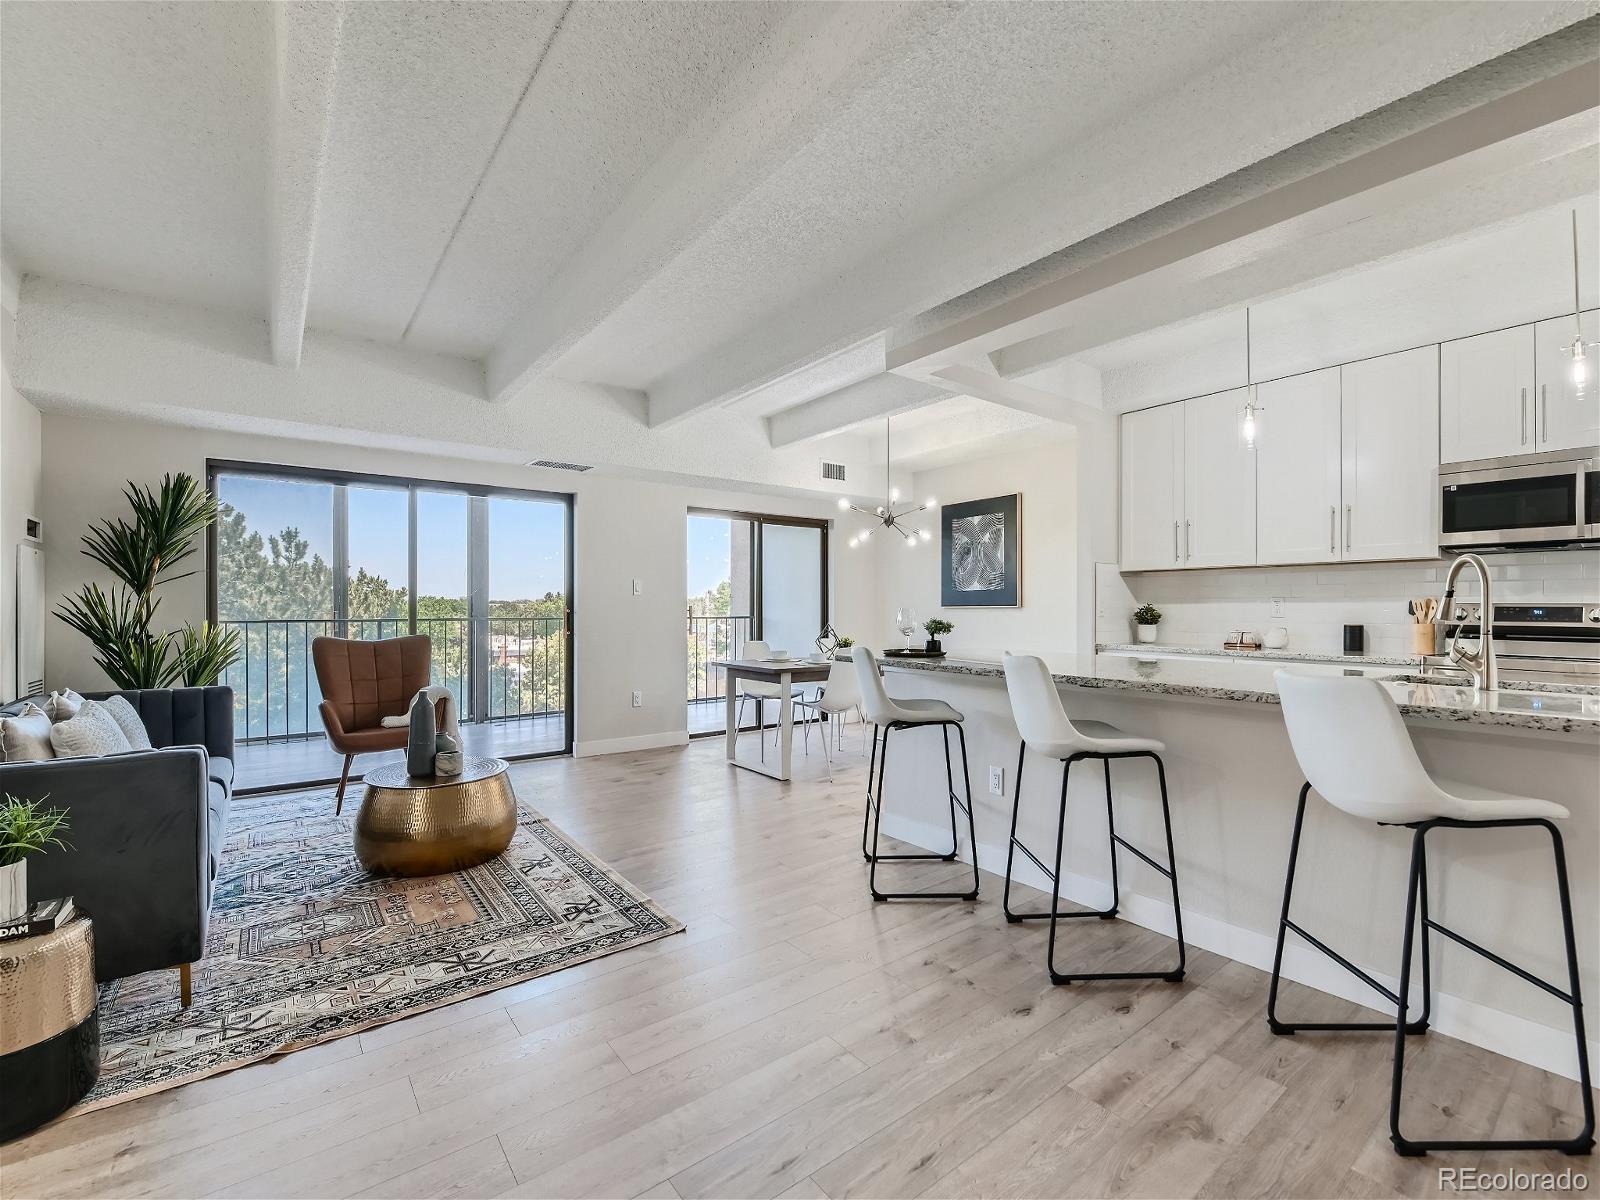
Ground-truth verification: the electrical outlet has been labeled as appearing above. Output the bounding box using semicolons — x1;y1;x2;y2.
630;690;642;708
1270;596;1286;618
632;578;642;596
988;765;1005;796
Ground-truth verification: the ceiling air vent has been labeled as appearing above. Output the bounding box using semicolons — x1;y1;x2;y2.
526;459;593;472
820;461;847;483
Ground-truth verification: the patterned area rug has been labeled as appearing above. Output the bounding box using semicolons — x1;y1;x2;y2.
81;785;683;1111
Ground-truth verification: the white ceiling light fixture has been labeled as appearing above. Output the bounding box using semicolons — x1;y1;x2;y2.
842;418;935;549
1240;307;1263;450
1567;209;1589;395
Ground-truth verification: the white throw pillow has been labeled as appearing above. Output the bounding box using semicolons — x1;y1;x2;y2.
1;703;57;761
43;689;85;723
99;694;153;751
49;701;134;759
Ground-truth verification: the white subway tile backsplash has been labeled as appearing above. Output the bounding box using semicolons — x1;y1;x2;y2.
1123;551;1599;657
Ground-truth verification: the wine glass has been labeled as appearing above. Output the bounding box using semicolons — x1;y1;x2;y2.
895;608;918;651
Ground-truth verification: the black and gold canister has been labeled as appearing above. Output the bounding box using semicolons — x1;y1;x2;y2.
1;916;99;1142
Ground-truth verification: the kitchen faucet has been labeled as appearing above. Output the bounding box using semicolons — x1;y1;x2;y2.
1438;553;1497;692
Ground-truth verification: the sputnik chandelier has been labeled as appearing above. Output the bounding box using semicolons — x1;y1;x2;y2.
840;417;935;549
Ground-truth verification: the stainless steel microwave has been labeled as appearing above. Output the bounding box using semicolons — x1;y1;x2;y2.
1439;448;1599;551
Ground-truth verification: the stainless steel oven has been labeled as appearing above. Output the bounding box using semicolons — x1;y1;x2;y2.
1439;449;1597;551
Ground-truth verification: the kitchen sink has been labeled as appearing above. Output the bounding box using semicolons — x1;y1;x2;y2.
1380;670;1600;696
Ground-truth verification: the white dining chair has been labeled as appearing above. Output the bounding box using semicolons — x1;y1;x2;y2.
793;657;864;779
1000;652;1185;985
734;639;811;757
1270;669;1593;1157
852;646;979;902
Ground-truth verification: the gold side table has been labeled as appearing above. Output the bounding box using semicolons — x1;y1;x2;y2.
0;915;99;1142
355;757;518;877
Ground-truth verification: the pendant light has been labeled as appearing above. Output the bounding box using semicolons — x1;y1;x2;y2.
841;417;935;548
1240;307;1262;449
1568;209;1588;394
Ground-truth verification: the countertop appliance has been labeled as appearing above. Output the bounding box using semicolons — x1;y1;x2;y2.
1432;601;1600;683
1439;448;1598;551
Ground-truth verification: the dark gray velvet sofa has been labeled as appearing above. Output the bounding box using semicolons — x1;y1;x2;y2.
0;686;234;989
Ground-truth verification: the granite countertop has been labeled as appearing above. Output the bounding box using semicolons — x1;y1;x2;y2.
881;654;1600;737
1096;642;1423;667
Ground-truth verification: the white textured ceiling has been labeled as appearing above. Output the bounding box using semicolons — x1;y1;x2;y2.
2;0;1596;489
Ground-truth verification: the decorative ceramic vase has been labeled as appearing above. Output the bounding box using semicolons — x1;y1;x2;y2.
434;732;463;777
1135;624;1159;644
0;859;26;922
406;691;437;778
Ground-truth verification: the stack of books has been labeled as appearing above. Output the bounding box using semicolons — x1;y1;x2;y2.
0;897;75;944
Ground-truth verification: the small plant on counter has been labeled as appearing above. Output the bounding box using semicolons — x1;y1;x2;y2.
835;636;855;648
923;618;954;653
1132;603;1162;645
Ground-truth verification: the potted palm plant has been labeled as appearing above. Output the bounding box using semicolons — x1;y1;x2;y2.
0;796;71;921
1133;603;1163;644
923;618;954;654
55;473;241;687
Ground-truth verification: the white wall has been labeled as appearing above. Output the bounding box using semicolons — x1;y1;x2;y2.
1120;551;1600;658
1;293;45;701
38;413;875;754
868;440;1082;660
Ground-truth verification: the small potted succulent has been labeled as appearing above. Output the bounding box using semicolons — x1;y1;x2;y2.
923;618;954;654
0;795;71;921
1133;603;1162;644
834;635;855;659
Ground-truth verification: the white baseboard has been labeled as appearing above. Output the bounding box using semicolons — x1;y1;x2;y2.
573;730;690;758
880;812;1599;1084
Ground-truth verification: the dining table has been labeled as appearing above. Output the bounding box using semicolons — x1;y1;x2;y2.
712;657;835;781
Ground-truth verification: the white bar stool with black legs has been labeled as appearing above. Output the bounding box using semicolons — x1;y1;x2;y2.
1271;669;1594;1158
853;647;979;902
999;653;1186;984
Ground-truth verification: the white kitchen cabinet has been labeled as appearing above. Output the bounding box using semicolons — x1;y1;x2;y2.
1120;403;1185;570
1534;310;1600;452
1183;388;1256;568
1440;325;1535;464
1342;346;1440;561
1255;368;1342;564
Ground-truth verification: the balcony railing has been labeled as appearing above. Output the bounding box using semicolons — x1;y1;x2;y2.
221;615;566;743
686;613;753;703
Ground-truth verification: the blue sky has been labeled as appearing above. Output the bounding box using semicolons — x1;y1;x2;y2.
218;476;565;598
687;514;731;597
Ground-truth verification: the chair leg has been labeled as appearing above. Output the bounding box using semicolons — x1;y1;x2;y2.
1044;753;1183;984
867;722;979;902
1391;820;1595;1157
862;724;880;862
335;754;354;815
178;962;193;1009
1268;782;1429;1036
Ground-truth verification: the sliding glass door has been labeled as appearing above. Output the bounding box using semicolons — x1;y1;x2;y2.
686;509;827;735
210;462;572;783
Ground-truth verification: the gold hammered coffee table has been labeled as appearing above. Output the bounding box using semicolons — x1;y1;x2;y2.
355;756;518;876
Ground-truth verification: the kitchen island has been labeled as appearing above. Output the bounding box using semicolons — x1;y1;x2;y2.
874;653;1599;1080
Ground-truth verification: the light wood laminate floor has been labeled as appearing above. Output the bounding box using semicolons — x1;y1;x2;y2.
4;739;1594;1199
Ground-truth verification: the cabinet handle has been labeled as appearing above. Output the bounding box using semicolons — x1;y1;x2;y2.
1344;505;1352;553
1329;506;1336;554
1521;387;1528;444
1185;520;1191;562
1173;521;1179;563
1541;384;1548;444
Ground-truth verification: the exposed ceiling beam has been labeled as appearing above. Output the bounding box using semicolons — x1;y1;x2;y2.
766;373;946;448
917;360;1104;425
888;59;1600;377
268;0;345;368
484;1;961;408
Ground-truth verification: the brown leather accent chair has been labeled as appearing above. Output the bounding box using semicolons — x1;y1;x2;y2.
312;634;433;812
